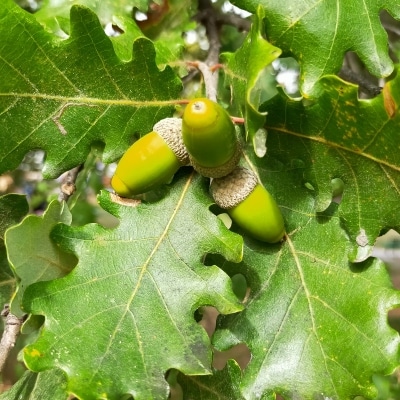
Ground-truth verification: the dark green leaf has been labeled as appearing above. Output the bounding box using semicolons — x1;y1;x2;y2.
231;0;400;94
0;369;69;400
0;1;181;178
213;202;400;399
34;0;149;30
262;73;400;260
0;194;29;308
177;360;246;400
6;200;77;317
23;171;243;399
222;6;281;142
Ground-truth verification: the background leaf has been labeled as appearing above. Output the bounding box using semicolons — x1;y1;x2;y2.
2;1;400;399
0;194;29;309
212;189;400;399
222;5;281;142
5;200;77;317
176;360;246;400
0;369;69;400
34;0;150;31
0;1;182;178
22;171;243;399
261;73;400;260
231;0;400;94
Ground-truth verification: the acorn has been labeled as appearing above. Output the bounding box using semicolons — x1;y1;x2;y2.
210;166;285;243
111;118;189;197
182;98;241;178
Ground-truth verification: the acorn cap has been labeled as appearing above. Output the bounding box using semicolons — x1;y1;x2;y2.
210;166;285;243
210;166;258;209
153;118;189;165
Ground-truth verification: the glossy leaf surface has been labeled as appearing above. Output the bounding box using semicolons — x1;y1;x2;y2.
232;0;400;94
0;0;181;178
0;194;29;309
23;172;243;399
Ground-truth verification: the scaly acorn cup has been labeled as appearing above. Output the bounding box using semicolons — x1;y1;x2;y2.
182;98;241;178
210;166;285;243
111;118;189;197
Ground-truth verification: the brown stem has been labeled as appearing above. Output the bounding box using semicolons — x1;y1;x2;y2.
58;165;82;203
338;66;382;97
196;0;221;101
0;305;24;374
231;116;245;124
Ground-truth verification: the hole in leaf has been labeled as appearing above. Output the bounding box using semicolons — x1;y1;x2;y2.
348;257;374;273
197;306;219;338
202;252;226;267
388;308;400;333
381;10;400;64
208;203;224;216
272;57;301;98
193;308;203;323
104;23;124;37
212;343;251;371
134;10;148;22
339;52;382;99
166;369;183;400
253;128;267;158
316;201;339;224
119;395;134;400
231;273;248;302
331;177;344;203
372;229;400;271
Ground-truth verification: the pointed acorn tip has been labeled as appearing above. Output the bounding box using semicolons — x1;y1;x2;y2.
111;175;132;198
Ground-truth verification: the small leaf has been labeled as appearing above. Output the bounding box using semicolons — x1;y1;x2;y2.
222;5;281;142
0;194;29;307
23;171;243;399
35;0;149;30
6;200;77;317
177;360;246;400
0;369;69;400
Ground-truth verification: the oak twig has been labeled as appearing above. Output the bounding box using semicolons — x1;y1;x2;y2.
58;165;83;203
196;0;221;101
0;305;24;374
339;66;382;97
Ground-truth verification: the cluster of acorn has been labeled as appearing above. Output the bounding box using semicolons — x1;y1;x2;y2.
111;98;285;243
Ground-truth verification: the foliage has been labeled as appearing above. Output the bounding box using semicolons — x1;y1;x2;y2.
1;0;400;399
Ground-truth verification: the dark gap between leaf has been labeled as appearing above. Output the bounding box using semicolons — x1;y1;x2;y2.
388;308;400;334
166;368;183;400
315;201;339;224
348;257;374;273
331;177;344;203
271;57;301;99
339;52;382;99
118;394;133;400
197;306;218;338
212;343;251;371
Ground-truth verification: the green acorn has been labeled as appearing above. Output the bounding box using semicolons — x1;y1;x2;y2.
210;166;285;243
111;118;189;197
182;98;241;178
